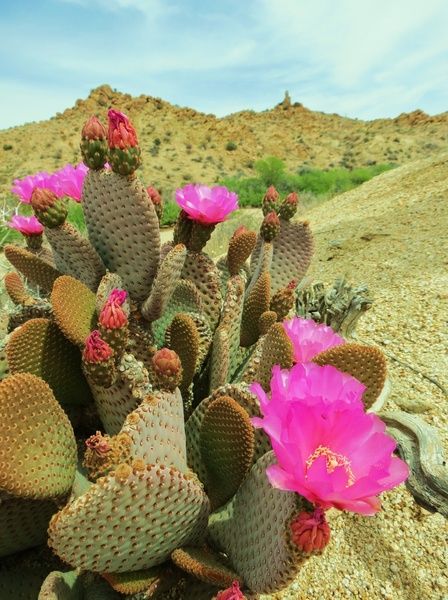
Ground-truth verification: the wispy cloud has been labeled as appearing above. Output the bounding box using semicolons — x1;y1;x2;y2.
0;0;447;128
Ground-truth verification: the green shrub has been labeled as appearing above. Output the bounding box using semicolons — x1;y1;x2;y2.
225;141;237;151
254;156;286;187
161;198;180;227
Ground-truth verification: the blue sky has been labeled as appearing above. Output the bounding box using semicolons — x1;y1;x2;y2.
0;0;447;129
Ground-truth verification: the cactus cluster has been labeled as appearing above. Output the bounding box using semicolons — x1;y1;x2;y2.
0;110;403;599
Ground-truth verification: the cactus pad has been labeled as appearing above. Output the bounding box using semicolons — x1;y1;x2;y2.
240;271;271;347
82;169;160;301
182;252;222;328
44;223;106;291
0;373;77;500
255;322;294;390
200;395;255;508
208;451;308;593
48;463;210;573
171;546;243;588
4;244;62;293
6;318;91;409
4;271;31;305
167;313;200;393
121;389;188;473
313;342;387;409
51;275;97;346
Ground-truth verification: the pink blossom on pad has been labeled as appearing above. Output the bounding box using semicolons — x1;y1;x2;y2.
283;317;345;363
8;215;43;236
175;184;238;224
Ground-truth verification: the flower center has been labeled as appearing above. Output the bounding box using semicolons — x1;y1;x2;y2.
305;445;355;487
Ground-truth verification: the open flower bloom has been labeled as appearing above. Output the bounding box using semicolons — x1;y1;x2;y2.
251;363;409;515
283;317;345;363
54;163;88;201
11;163;88;203
175;184;238;225
8;214;44;236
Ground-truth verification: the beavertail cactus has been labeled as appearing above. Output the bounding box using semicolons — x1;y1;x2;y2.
0;109;413;599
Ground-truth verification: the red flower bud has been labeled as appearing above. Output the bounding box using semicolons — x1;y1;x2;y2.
146;186;162;205
99;299;128;330
107;109;138;149
85;431;111;455
83;330;114;363
285;191;298;205
290;507;331;553
264;185;279;203
216;581;245;600
30;188;58;212
260;210;281;241
82;115;107;140
108;288;128;306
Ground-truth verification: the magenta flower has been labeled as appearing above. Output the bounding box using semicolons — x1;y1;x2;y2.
8;215;44;236
175;184;238;225
54;163;88;201
11;163;88;203
283;317;345;363
251;363;409;515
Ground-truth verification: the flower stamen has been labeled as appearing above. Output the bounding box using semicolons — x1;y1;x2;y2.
306;445;355;487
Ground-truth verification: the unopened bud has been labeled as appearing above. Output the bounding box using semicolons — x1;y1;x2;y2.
290;507;331;553
260;211;280;242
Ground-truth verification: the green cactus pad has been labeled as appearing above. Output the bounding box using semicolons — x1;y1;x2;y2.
182;252;222;329
227;229;257;276
208;451;308;594
186;384;269;487
4;244;62;293
6;318;91;409
313;342;387;409
38;570;83;600
48;463;210;573
152;279;203;347
253;220;314;295
87;352;149;435
255;322;294;390
121;389;187;473
0;548;61;599
171;546;243;588
44;223;106;291
141;244;187;322
0;373;77;500
210;275;245;390
51;275;97;346
82;169;160;302
0;497;58;557
200;395;255;508
240;271;271;347
167;313;200;394
4;271;31;305
101;566;167;595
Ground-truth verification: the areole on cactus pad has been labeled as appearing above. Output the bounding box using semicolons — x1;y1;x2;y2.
0;107;416;600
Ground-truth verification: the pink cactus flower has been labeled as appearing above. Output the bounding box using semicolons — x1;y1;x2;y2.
216;581;245;600
99;297;128;330
85;431;111;455
54;163;88;201
8;215;43;236
11;163;88;203
107;109;138;149
250;363;409;515
175;184;238;225
11;171;59;203
108;288;128;306
283;317;345;363
83;331;114;363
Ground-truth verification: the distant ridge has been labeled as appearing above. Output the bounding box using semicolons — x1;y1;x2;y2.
1;84;447;195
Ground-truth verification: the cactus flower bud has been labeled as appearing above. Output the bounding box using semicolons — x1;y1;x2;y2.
216;581;245;599
99;298;128;330
81;115;108;169
83;331;114;363
270;280;297;320
262;185;280;216
290;507;331;553
147;186;163;220
108;288;128;306
279;191;299;220
85;431;111;455
152;348;183;391
31;188;68;228
260;211;280;242
82;115;107;140
107;109;141;175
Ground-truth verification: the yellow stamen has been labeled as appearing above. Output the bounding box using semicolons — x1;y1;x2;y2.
305;445;355;487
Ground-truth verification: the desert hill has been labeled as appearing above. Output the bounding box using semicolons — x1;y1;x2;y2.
1;85;447;196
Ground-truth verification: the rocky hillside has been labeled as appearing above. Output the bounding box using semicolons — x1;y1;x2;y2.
1;85;447;197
